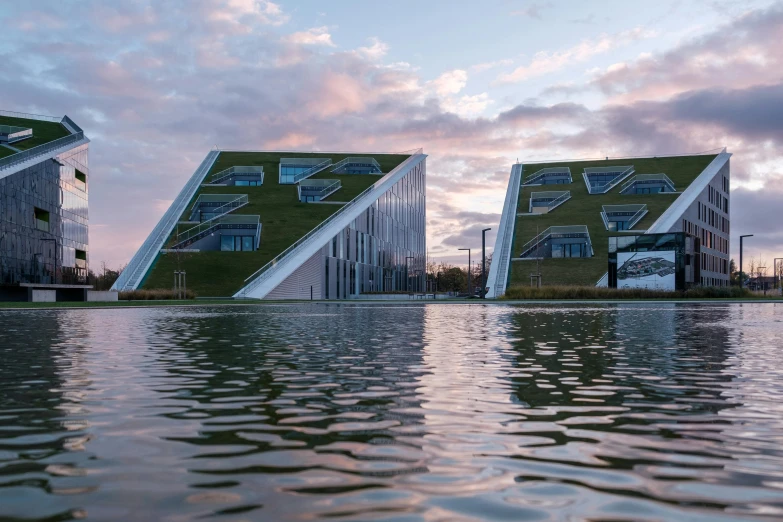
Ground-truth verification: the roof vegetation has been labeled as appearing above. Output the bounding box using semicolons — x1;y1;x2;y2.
0;115;70;151
142;151;410;296
509;154;718;288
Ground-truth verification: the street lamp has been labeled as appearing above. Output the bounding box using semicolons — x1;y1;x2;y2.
481;228;491;299
458;248;471;296
739;234;753;288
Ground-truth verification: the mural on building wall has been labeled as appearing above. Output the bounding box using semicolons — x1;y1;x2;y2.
617;251;676;290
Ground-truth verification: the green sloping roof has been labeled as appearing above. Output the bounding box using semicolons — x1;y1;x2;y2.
0;115;70;151
509;154;717;288
141;151;410;296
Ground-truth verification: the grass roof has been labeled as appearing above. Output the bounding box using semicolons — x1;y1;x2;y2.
0;115;70;151
509;154;717;288
142;151;410;296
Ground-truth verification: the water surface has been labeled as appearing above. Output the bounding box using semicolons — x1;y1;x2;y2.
1;303;782;520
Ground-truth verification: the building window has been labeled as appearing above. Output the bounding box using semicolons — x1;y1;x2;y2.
75;249;87;269
220;235;254;251
34;207;50;232
75;169;87;191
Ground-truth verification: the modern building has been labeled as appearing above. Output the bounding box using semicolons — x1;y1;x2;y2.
113;149;426;299
486;151;731;296
0;110;92;301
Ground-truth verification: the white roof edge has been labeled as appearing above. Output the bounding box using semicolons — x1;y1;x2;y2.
485;164;523;298
646;152;731;234
0;137;90;182
234;153;427;299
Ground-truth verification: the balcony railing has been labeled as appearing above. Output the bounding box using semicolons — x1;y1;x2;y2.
298;179;341;201
529;190;570;213
619;173;676;194
0;131;85;171
601;204;648;231
330;157;382;174
523;167;572;185
209;165;264;185
171;215;261;250
518;225;592;258
583;166;635;194
186;193;248;225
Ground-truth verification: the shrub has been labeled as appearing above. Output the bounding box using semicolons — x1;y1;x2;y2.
502;285;753;300
118;289;197;300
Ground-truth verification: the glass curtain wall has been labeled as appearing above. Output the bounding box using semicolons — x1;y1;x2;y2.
0;143;89;285
322;159;426;298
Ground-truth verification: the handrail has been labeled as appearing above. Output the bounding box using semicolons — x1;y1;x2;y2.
299;179;340;199
489;165;522;297
601;204;647;230
547;191;570;210
209;165;264;184
112;150;220;291
330;157;382;173
524;167;571;185
519;225;589;257
584;167;635;194
0;131;85;171
180;195;248;239
0;110;62;122
294;159;331;183
626;205;648;229
619;173;676;193
171;215;260;250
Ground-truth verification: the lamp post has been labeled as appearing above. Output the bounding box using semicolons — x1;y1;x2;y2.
405;255;414;293
481;228;491;299
458;248;471;296
739;234;753;288
774;258;783;293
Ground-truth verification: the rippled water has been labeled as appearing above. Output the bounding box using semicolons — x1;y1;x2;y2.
1;303;783;521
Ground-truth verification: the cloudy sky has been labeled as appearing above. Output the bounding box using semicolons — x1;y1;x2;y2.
1;0;781;270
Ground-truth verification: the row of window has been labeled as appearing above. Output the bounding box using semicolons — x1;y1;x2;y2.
701;276;728;287
702;252;729;275
698;201;729;234
709;184;728;212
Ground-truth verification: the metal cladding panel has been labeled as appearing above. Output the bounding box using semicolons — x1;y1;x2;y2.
264;250;323;300
236;153;426;299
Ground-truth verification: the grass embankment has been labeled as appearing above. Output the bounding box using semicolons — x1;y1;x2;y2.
0;115;71;151
504;285;753;300
142;151;410;297
119;289;197;300
510;155;717;287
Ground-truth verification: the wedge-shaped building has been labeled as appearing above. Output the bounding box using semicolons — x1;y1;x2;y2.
0;110;91;301
113;150;426;299
486;151;731;296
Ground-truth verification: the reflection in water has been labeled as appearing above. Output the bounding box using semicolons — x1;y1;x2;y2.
0;303;782;520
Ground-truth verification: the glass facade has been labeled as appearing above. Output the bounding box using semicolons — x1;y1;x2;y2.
321;159;426;297
0;143;89;285
608;233;698;290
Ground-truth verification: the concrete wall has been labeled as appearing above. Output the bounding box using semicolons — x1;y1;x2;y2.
31;289;56;302
86;291;118;302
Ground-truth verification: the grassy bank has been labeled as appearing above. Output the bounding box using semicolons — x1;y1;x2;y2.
503;285;755;300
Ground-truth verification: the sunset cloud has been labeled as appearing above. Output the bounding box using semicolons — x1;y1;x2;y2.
0;0;781;267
